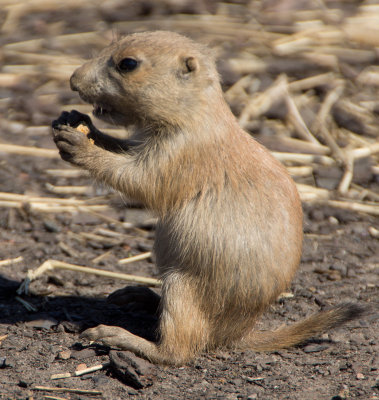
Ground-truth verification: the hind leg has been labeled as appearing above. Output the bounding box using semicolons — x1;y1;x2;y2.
81;273;209;365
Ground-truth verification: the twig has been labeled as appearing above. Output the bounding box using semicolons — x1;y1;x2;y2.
45;169;89;178
33;386;102;395
76;206;126;227
227;57;266;75
3;31;105;51
285;91;321;145
357;66;379;86
118;252;152;265
3;50;82;65
313;83;346;162
0;334;8;343
338;155;354;195
310;199;379;215
350;183;379;202
0;255;23;266
3;64;79;81
338;142;379;194
0;192;109;213
45;183;91;195
272;152;335;166
0;73;25;87
246;376;265;386
0;200;109;213
92;250;112;264
79;232;122;246
224;75;255;105
296;183;330;201
261;135;330;155
288;72;334;92
349;142;379;160
273;34;314;56
50;363;109;380
58;242;81;258
238;75;287;128
0;143;59;158
277;292;294;300
0;192;87;204
95;228;125;238
50;373;72;380
15;296;37;312
287;166;313;177
344;21;379;47
17;259;161;295
33;204;109;213
74;362;109;377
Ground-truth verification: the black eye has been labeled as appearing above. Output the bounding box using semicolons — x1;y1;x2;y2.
118;58;139;72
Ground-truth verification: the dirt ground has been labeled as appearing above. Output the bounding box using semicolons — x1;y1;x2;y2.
0;1;378;399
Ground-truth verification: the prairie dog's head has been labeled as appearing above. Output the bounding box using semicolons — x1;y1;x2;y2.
70;31;220;127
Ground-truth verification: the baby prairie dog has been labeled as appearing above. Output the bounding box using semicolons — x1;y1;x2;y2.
52;31;362;365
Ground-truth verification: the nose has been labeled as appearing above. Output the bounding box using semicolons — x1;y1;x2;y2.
70;61;95;92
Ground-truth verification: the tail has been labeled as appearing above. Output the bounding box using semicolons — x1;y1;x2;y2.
243;303;365;352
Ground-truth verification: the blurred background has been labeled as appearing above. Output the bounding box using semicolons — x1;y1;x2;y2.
1;0;379;198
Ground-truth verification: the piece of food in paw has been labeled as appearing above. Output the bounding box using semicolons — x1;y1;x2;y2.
76;123;94;145
76;123;90;135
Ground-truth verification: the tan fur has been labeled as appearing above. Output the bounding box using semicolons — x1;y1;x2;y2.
52;31;362;365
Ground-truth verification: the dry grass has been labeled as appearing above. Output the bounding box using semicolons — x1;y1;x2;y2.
0;0;378;218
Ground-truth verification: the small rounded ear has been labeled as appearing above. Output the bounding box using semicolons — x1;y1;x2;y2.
182;56;199;74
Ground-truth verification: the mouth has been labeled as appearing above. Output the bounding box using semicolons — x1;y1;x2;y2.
77;91;115;120
93;103;113;118
91;102;128;126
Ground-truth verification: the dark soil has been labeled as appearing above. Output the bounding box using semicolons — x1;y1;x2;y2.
0;1;378;399
1;194;378;400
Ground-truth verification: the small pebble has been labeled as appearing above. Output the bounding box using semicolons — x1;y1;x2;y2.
71;348;97;360
57;350;71;360
356;373;365;380
303;344;329;353
76;363;88;372
368;226;379;238
43;219;61;233
328;216;339;225
25;317;58;330
18;380;29;388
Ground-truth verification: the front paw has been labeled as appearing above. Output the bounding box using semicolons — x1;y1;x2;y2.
52;120;92;166
53;109;93;130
